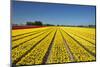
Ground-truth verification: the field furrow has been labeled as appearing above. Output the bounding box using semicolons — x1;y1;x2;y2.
12;27;48;37
12;27;96;65
62;27;95;40
12;28;50;41
60;29;95;62
16;28;57;65
47;28;71;64
62;29;96;55
12;28;52;49
60;29;75;62
61;27;95;44
12;29;53;64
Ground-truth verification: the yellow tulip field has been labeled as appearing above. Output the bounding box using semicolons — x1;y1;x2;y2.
12;27;96;65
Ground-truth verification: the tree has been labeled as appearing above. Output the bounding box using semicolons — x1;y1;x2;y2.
44;24;55;26
26;21;43;26
88;25;95;28
34;21;43;26
26;22;34;25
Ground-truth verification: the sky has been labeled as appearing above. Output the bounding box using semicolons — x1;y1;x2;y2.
12;1;96;25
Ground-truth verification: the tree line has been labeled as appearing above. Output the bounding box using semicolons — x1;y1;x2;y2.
12;21;95;28
26;21;55;26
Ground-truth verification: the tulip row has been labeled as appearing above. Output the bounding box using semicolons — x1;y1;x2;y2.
16;28;57;65
12;29;53;64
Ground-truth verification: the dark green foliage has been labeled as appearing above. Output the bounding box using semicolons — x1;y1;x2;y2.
43;24;55;26
26;21;95;28
26;21;43;26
